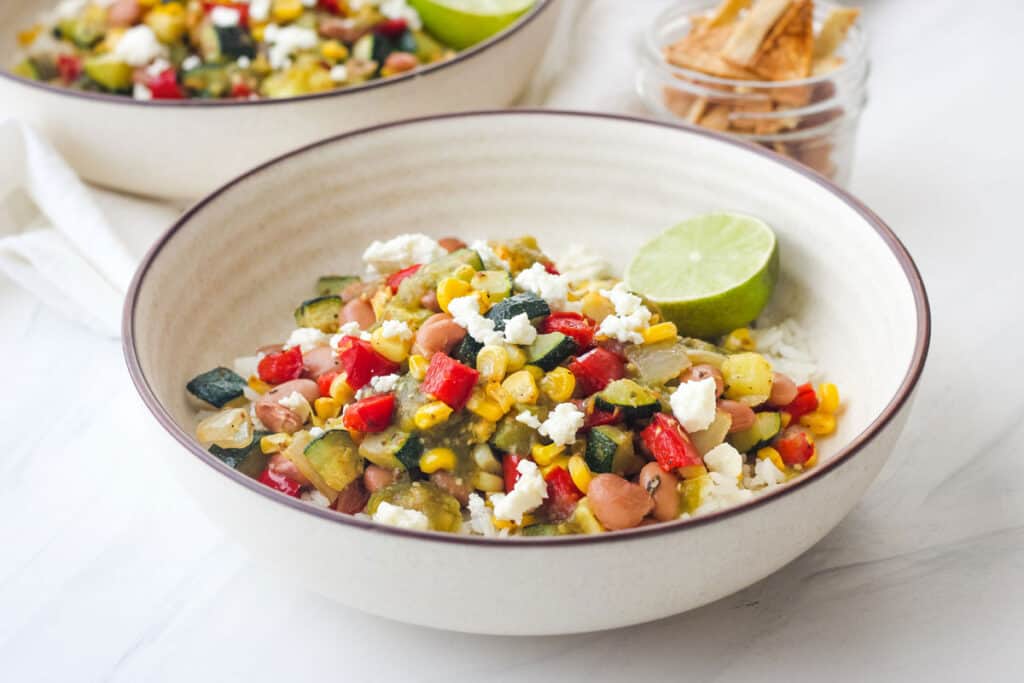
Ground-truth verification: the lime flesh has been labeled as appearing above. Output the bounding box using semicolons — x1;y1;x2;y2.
625;213;779;339
408;0;535;49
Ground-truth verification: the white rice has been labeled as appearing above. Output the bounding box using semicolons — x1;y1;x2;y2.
751;318;819;385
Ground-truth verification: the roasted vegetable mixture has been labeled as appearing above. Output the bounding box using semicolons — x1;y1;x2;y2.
12;0;455;99
187;233;842;536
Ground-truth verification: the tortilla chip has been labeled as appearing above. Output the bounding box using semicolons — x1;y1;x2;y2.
721;0;792;67
813;7;860;60
727;97;773;131
698;105;732;131
665;21;757;79
748;0;814;80
662;87;701;120
707;0;753;28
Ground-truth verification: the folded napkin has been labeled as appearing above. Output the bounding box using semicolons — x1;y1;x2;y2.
0;120;178;336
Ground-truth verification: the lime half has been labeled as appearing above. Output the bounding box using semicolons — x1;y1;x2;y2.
625;212;779;339
409;0;535;49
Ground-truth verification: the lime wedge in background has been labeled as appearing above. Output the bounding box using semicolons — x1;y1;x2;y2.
408;0;535;49
625;213;779;340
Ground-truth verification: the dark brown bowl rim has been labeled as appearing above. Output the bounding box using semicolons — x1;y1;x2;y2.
0;0;552;108
122;109;931;548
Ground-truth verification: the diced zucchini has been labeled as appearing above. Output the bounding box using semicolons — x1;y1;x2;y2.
353;30;415;67
413;29;444;62
728;411;782;453
294;295;342;333
186;367;247;408
393;248;482;308
470;270;513;303
57;14;105;48
526;332;576;371
13;59;40;80
83;56;133;92
303;429;364;494
366;481;462;532
594;379;660;420
584;425;637;474
486;292;550;330
491;413;541;455
522;523;561;537
453;335;484;367
316;275;360;297
690;410;732;455
358;428;422;470
352;33;379;62
209;430;269;478
182;63;232;98
625;340;692;385
198;22;255;62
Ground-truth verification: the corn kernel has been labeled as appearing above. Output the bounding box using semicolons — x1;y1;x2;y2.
493;517;516;530
568;455;593;493
756;446;786;472
817;383;840;414
472;471;504;492
505;345;528;372
419;447;457;474
370;328;410;363
250;23;266;42
260;433;292;454
17;25;42;47
799;411;836;436
414;401;453;430
642;321;678;345
780;412;792;428
466;391;505;422
723;327;756;352
539;367;575;403
476;345;508;383
531;443;566;467
272;0;303;22
804;446;819;469
580;291;615;322
502;370;539;404
485;382;515;413
472;443;502;474
540;455;571;477
314;397;341;421
144;2;187;44
408;354;429;380
320;40;349;62
523;365;544;381
436;277;472;313
572;498;605;534
247;376;271;394
470;418;497;443
678;463;708;480
329;373;355;404
452;264;476;282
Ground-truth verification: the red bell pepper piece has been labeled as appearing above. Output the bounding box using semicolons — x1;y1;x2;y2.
541;312;596;350
56;54;81;84
783;383;819;420
318;0;342;13
568;347;624;395
584;405;621;429
375;17;408;37
337;337;400;390
776;429;815;465
317;370;340;397
640;413;703;473
230;80;253;98
542;262;560;275
202;1;249;25
503;454;524;493
258;346;304;384
543;466;582;520
146;68;185;99
386;263;422;293
421;353;479;411
343;393;396;433
259;467;301;497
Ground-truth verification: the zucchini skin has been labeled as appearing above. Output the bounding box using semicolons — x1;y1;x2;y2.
294;295;343;332
316;275;360;297
526;332;577;371
486;293;550;330
209;430;269;477
186;367;247;408
594;379;660;420
584;426;619;473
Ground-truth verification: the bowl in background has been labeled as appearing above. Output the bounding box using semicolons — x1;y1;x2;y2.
123;110;929;634
0;0;557;200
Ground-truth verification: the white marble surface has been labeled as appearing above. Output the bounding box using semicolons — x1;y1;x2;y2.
2;1;1023;680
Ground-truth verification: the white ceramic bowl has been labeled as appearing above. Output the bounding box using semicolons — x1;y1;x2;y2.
123;110;929;635
0;1;557;200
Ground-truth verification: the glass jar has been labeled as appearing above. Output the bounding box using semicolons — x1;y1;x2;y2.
636;1;869;186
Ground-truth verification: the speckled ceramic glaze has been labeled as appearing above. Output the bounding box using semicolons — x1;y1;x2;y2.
123;111;929;635
0;1;557;200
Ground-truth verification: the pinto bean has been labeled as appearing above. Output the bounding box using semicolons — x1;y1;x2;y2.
340;279;369;303
383;52;419;75
302;346;341;380
638;462;680;522
680;364;724;396
430;471;470;506
341;298;376;329
257;343;284;355
363;465;397;493
107;0;141;27
586;474;654;531
718;399;756;432
334;479;369;514
420;290;441;312
318;16;369;42
268;453;310;487
437;237;468;253
260;379;320;405
768;372;799;407
255;403;304;434
412;313;466;358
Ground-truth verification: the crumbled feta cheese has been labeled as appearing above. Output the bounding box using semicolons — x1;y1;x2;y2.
466;493;502;537
502;313;537;346
380;0;422;30
181;54;202;71
704;443;744;479
264;24;319;70
372;373;400;394
278;391;311;422
132;83;153;101
490;460;547;523
515;410;542;430
362;233;445;276
595;284;652;344
469;240;510;271
236;55;252;69
669;377;718;433
301;0;317;6
447;295;503;346
210;5;241;26
556;245;612;284
285;327;329;352
514;262;570;311
747;456;786;489
601;282;643;316
373;501;430;530
233;355;260;379
329;64;348;83
249;0;271;22
379;320;412;340
145;58;171;77
300;488;331;507
113;25;168;66
693;472;754;515
309;426;325;439
539;402;586;446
